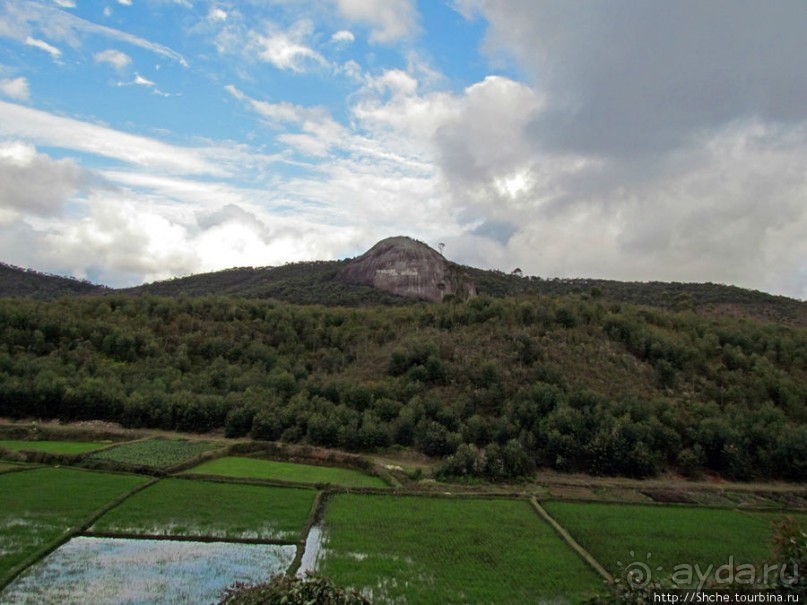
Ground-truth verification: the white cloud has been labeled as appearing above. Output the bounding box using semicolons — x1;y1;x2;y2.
0;1;187;67
0;180;358;287
0;100;225;175
335;0;418;43
52;0;76;8
24;36;62;59
94;49;132;70
208;8;227;22
117;0;132;5
227;85;344;156
448;0;483;20
331;29;354;45
248;20;327;72
0;76;30;101
133;73;155;87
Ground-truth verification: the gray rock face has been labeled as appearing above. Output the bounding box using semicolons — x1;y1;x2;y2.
338;236;476;302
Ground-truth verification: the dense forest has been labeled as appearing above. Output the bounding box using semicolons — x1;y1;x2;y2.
1;292;804;482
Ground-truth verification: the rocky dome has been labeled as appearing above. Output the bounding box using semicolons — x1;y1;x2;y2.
337;236;476;303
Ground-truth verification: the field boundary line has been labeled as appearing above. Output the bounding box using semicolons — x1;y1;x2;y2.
287;489;329;577
171;472;323;491
542;493;805;513
530;498;613;584
80;531;297;546
0;463;42;477
0;475;158;592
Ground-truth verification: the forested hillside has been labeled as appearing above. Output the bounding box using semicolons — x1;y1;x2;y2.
1;294;804;481
0;263;106;299
4;256;804;328
127;262;807;326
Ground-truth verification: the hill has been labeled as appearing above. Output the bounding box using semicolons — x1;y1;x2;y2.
0;293;804;482
0;262;106;299
1;237;805;327
120;261;410;306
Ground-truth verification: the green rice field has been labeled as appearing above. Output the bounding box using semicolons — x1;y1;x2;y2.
0;467;148;581
186;456;388;488
92;478;316;541
743;510;807;526
1;436;803;603
318;494;605;604
86;438;220;469
543;502;781;586
0;440;111;454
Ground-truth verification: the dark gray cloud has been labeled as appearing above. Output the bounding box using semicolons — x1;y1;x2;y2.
472;219;517;244
482;1;807;157
428;3;807;299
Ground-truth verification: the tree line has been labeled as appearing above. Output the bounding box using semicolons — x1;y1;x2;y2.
0;293;804;481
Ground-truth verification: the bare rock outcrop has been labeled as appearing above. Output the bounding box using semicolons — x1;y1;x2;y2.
338;236;476;303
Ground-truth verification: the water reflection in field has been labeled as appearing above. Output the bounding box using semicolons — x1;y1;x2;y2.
1;537;295;604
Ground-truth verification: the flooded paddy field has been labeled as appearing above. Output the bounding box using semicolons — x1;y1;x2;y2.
1;537;295;604
0;468;148;580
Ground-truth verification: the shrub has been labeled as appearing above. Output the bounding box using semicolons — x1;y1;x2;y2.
219;574;370;605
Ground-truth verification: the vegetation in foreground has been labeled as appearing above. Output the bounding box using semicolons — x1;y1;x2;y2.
1;294;804;483
219;574;370;605
186;456;387;488
92;479;316;541
319;494;604;604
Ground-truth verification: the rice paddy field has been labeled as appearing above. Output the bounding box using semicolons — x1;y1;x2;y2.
316;494;605;604
86;438;220;469
0;440;111;454
91;478;316;541
542;502;783;585
1;437;803;604
0;467;148;581
186;456;388;488
2;537;296;604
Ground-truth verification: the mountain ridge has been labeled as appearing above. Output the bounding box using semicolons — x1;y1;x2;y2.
1;238;805;326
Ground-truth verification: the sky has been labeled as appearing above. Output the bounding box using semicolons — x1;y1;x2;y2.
0;1;805;300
